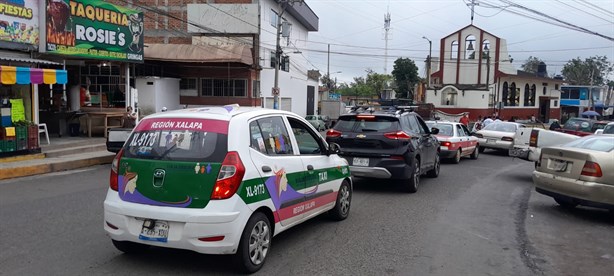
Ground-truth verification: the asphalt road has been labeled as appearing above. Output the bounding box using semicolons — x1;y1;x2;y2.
1;151;613;275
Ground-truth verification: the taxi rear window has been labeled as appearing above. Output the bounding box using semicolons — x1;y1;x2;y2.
122;118;228;162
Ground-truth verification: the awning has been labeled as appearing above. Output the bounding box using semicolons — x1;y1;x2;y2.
0;66;67;85
144;43;253;65
0;56;61;66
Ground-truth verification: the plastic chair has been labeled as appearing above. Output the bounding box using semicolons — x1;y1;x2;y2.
38;123;50;145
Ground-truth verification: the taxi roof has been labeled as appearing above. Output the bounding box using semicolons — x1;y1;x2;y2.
142;104;294;121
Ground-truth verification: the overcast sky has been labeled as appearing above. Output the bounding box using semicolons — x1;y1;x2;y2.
301;0;614;84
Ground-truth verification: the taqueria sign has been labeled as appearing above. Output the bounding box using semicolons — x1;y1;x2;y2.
43;0;143;62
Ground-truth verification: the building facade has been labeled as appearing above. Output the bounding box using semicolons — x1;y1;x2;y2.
425;25;563;123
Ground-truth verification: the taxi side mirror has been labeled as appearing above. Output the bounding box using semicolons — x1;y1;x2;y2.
327;142;341;155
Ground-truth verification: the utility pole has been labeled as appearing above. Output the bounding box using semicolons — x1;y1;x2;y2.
383;9;391;74
422;36;432;89
327;43;330;89
273;0;303;110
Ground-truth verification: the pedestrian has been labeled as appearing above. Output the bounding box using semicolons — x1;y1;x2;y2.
122;106;137;128
459;113;470;127
549;119;561;130
473;115;483;132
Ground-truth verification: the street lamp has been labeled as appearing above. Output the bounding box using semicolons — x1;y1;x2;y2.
422;36;432;90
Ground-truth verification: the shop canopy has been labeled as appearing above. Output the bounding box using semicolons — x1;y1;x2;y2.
0;65;67;85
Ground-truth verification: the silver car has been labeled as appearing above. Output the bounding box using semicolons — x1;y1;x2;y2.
305;115;327;131
533;135;614;210
474;122;525;152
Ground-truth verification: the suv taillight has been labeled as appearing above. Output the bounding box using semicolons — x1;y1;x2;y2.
109;149;124;191
327;129;342;138
211;151;245;200
384;131;411;140
529;129;539;147
581;161;602;177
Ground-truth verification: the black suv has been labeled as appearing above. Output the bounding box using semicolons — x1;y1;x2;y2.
326;106;440;193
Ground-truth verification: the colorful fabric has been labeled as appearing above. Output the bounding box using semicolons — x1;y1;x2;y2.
0;66;67;85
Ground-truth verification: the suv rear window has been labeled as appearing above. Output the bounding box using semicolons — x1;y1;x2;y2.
123;118;228;162
335;115;399;132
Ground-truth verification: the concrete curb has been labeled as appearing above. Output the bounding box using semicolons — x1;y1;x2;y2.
0;154;114;180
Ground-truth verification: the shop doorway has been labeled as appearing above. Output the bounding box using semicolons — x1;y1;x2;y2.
538;97;550;123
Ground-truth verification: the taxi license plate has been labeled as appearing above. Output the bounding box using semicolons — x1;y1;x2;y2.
139;219;169;243
353;157;369;166
550;159;569;172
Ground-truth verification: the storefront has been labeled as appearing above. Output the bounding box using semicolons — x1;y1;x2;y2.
38;0;144;137
0;0;67;156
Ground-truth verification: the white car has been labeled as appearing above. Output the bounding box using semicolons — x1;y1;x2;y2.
595;122;614;135
104;105;352;273
474;122;525;152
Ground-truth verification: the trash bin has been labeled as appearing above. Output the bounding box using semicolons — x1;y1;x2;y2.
69;123;80;137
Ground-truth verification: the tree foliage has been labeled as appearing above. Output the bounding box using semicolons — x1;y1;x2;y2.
320;74;335;90
561;56;613;85
336;71;392;100
521;56;544;74
391;58;419;99
365;69;391;99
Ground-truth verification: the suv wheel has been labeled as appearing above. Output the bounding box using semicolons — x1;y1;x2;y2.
234;212;271;273
426;155;440;178
402;157;420;193
329;180;352;220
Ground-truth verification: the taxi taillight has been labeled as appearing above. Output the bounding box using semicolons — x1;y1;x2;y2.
211;152;245;200
440;141;452;147
109;149;124;191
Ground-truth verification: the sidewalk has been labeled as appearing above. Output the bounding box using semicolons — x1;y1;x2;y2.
0;136;115;180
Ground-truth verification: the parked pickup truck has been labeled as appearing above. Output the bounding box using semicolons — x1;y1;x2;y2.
107;128;133;153
509;127;579;162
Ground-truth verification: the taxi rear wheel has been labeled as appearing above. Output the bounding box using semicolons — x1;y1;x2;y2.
329;180;352;221
453;149;462;164
111;240;150;254
470;146;479;159
235;212;271;273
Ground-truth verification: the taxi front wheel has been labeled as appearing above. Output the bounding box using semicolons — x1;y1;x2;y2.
235;212;271;273
329;180;352;221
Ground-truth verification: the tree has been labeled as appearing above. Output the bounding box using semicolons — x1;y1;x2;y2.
391;58;419;99
561;56;613;85
320;74;335;90
365;69;391;99
521;56;544;74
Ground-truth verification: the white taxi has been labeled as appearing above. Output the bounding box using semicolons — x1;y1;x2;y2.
104;105;352;273
426;121;479;163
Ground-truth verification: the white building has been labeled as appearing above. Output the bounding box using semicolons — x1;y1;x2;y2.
186;0;320;117
425;25;563;122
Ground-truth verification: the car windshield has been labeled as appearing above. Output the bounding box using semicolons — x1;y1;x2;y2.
563;135;614;152
335;115;399;132
603;125;614;134
433;123;454;136
563;118;592;132
482;122;517;133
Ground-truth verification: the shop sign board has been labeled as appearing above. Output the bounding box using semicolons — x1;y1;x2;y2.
0;0;40;45
43;0;143;62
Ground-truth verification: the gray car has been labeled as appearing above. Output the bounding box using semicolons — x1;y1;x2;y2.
305;115;328;131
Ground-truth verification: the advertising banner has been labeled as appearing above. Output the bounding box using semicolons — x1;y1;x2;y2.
0;0;39;45
45;0;143;62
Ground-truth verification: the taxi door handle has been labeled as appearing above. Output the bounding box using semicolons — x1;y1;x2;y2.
262;166;272;172
307;165;314;170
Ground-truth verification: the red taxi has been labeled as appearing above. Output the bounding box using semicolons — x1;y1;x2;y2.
426;121;480;163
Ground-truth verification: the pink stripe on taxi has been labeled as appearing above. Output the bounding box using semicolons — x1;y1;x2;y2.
135;118;229;134
274;192;338;222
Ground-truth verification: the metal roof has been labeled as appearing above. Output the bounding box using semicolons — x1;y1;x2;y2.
0;55;61;66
